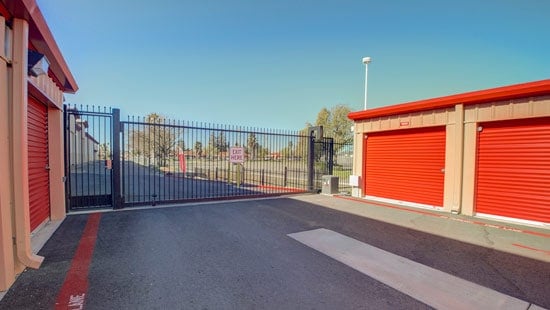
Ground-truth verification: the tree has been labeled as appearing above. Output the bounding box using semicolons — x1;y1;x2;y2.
257;145;270;159
177;140;186;152
329;105;354;144
194;141;203;157
98;143;111;160
206;132;216;157
315;108;330;128
216;132;229;153
246;133;259;159
295;126;311;160
314;104;353;144
280;141;294;158
129;113;183;167
205;132;229;157
295;105;353;161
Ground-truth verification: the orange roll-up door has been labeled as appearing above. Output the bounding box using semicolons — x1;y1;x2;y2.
28;97;50;231
475;117;550;223
364;126;446;207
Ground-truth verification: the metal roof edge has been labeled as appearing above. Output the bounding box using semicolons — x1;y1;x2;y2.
349;79;550;121
18;0;78;93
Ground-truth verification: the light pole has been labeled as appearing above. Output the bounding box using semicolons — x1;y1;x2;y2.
362;56;371;110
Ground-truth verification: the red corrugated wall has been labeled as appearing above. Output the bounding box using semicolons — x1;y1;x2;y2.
475;117;550;223
28;97;50;231
364;126;446;207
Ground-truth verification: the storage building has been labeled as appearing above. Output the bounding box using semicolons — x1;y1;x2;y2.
348;79;550;228
0;0;78;291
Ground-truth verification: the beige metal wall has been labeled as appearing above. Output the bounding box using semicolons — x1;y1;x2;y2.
0;16;67;291
352;95;550;222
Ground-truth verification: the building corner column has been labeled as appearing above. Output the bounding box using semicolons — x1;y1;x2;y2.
461;120;478;217
10;18;43;270
351;125;364;197
0;15;17;291
451;104;465;214
49;107;66;220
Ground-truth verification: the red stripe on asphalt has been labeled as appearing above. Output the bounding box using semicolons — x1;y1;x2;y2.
512;243;550;256
334;195;550;238
55;213;101;310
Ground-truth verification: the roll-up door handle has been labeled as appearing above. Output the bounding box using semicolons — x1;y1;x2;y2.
441;168;445;173
45;165;50;170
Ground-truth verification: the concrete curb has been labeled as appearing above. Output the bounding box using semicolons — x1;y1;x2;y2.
290;194;550;263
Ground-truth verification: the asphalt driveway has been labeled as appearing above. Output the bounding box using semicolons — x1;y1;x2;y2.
1;196;549;309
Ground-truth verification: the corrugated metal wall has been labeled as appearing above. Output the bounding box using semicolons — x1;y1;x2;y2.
364;126;446;207
475;117;550;223
28;97;50;231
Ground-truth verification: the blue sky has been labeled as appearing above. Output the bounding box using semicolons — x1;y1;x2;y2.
38;0;549;130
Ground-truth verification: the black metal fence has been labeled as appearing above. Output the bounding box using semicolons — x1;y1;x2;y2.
64;105;353;210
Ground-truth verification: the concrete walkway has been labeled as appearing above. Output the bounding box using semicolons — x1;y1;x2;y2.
294;194;550;263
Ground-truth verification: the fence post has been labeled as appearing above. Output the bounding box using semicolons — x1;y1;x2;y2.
307;134;314;191
283;166;288;187
307;126;323;192
112;108;123;209
236;164;241;187
63;105;70;211
261;169;265;186
327;138;334;175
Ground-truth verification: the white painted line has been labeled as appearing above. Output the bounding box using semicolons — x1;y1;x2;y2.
288;228;533;310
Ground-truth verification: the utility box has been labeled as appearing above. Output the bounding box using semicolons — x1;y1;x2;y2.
349;175;360;187
321;175;339;195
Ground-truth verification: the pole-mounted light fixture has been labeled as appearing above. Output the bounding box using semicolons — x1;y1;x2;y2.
362;56;371;110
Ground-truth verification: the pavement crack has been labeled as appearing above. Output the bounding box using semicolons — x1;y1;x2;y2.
408;215;422;226
481;226;495;246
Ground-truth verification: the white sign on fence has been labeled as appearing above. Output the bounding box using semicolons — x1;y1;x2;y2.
229;147;245;163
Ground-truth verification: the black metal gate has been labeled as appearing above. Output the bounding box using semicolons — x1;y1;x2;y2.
64;105;352;210
64;106;115;210
119;117;313;207
313;137;334;190
306;126;334;192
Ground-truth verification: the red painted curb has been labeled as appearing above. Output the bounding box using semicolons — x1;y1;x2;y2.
511;243;550;256
55;213;101;310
